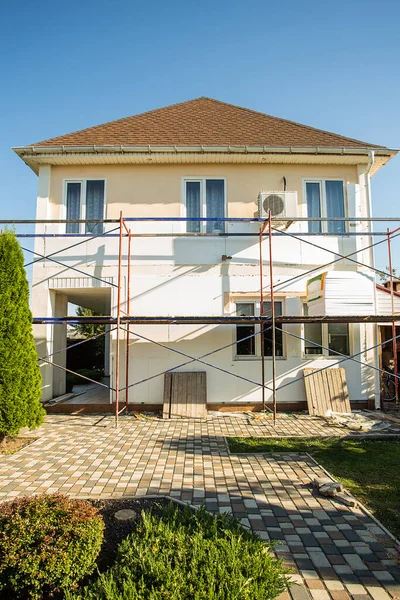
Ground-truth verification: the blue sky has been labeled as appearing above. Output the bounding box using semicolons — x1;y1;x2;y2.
1;0;399;272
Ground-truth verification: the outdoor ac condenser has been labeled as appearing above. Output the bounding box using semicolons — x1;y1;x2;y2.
258;191;298;228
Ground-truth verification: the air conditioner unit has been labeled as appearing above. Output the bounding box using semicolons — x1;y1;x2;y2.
258;191;298;228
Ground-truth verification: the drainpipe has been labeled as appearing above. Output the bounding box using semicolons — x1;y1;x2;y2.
364;151;380;409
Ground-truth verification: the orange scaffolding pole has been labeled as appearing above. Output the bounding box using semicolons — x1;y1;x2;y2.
387;228;399;408
268;212;277;424
115;212;123;426
259;220;269;412
125;230;132;412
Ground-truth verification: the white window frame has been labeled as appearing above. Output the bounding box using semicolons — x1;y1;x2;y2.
234;299;286;360
62;179;107;233
182;177;227;233
303;178;347;234
302;302;351;358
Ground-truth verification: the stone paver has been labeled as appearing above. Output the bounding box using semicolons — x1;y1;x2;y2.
1;414;400;600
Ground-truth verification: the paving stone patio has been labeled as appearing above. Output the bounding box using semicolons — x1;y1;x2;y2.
1;413;400;600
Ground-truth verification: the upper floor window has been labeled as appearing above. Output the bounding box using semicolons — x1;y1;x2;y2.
184;178;225;233
305;179;345;234
235;301;284;358
65;180;105;234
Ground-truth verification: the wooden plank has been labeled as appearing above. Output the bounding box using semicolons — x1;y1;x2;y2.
197;372;207;418
338;369;351;413
330;369;343;412
303;368;351;416
304;369;318;415
303;370;314;414
163;373;172;418
163;372;207;419
321;369;332;415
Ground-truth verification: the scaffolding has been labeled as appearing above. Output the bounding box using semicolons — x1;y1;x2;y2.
5;214;400;426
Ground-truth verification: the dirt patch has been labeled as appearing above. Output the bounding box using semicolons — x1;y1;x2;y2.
90;496;173;571
0;437;37;455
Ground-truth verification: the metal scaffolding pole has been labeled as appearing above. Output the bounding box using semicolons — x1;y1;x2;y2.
268;212;277;424
115;213;123;426
125;230;132;412
387;228;399;408
259;220;269;412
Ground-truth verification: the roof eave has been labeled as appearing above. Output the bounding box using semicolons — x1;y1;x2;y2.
12;145;398;176
13;144;398;155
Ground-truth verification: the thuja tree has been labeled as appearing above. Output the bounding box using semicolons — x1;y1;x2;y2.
0;230;45;441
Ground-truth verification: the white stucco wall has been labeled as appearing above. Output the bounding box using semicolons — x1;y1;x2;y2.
31;161;378;406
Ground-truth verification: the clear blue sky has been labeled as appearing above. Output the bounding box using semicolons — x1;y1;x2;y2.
1;0;399;272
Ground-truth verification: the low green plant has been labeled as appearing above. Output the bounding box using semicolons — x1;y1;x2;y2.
71;503;289;600
0;493;104;599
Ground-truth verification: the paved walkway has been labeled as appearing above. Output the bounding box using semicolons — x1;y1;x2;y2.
1;414;400;600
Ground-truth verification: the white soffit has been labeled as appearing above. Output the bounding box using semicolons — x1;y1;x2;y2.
13;149;393;176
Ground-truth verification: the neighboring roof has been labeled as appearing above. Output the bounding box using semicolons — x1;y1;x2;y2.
28;97;386;149
376;284;400;299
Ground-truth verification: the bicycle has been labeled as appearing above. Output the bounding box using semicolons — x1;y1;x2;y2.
382;367;396;402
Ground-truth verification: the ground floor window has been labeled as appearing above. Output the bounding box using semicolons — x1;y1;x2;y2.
303;303;350;356
235;301;283;358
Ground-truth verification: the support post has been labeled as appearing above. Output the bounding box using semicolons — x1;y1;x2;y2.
125;230;131;411
268;212;277;424
259;221;268;411
387;229;399;408
115;212;123;426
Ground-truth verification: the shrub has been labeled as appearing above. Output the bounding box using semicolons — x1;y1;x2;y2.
71;503;289;600
0;229;45;441
0;493;104;599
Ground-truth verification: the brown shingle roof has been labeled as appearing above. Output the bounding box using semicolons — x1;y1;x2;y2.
30;97;384;149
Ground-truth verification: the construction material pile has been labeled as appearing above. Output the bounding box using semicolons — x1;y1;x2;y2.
324;410;391;432
313;477;357;507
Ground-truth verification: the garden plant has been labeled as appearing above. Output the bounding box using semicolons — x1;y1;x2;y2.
0;229;45;444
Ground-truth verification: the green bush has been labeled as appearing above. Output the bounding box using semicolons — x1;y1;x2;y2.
0;229;45;440
71;503;289;600
0;493;104;599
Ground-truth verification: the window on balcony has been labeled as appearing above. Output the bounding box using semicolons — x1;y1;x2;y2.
184;178;225;233
305;179;345;234
65;180;105;234
235;300;284;358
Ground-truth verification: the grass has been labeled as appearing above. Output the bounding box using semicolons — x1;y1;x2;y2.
69;503;290;600
228;437;400;538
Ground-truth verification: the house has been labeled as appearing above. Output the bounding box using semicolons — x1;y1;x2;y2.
13;97;398;412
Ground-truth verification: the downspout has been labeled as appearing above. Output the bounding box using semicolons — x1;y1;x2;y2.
365;151;380;408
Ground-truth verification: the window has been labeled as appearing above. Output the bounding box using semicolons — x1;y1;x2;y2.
262;301;283;357
305;180;345;234
65;180;105;234
236;303;256;355
303;304;349;356
184;179;225;233
235;300;284;358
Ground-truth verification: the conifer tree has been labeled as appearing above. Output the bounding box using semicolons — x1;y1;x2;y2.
0;230;45;441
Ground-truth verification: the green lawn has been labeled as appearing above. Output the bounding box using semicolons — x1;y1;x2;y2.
228;437;400;538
